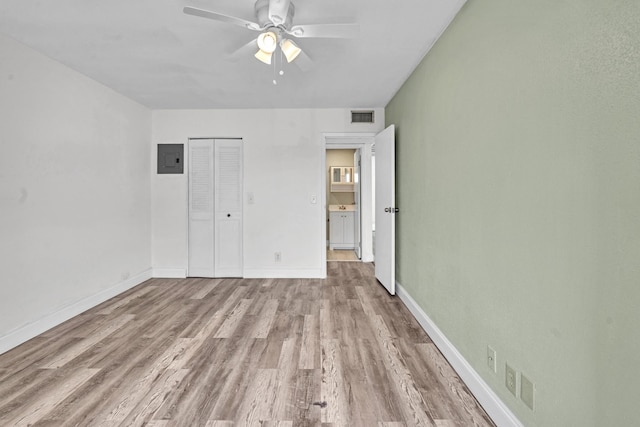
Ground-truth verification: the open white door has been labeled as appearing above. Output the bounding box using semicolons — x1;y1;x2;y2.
374;125;396;295
353;149;362;259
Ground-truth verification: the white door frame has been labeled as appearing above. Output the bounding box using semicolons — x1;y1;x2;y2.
322;133;376;277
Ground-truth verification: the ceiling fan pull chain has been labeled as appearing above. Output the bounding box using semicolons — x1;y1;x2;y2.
272;53;278;85
279;48;285;76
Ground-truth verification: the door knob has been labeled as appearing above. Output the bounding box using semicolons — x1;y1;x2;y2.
384;207;390;213
227;213;231;218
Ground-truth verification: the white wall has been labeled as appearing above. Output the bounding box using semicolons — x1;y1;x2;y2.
152;109;383;278
0;34;152;353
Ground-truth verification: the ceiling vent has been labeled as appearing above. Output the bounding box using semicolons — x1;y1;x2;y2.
351;110;375;124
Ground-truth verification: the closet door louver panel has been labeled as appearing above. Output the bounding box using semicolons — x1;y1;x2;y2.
214;139;243;277
188;139;215;277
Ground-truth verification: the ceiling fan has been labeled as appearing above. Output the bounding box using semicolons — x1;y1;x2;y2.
183;0;359;66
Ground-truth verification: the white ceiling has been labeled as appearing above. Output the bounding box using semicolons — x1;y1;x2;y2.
0;0;465;109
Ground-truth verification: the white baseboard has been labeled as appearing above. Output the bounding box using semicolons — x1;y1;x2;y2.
152;267;323;279
152;268;187;278
0;268;153;356
396;282;524;427
243;268;324;279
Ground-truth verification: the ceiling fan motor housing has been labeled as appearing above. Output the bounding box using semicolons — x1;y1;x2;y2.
255;0;295;30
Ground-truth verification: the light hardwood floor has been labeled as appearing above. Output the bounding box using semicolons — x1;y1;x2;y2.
0;262;495;426
326;250;359;262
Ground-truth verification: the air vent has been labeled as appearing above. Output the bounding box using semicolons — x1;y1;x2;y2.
351;110;375;124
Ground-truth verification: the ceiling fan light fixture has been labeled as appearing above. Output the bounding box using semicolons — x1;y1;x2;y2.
280;38;302;63
256;31;278;53
254;49;273;64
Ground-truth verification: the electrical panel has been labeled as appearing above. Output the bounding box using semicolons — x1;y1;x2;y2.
157;144;184;174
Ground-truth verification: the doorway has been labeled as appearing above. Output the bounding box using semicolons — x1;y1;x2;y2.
322;133;375;274
326;149;359;262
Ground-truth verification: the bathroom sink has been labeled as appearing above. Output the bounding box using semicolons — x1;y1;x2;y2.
328;205;356;212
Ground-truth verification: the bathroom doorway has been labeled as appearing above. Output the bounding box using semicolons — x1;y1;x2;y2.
326;148;359;262
322;132;375;271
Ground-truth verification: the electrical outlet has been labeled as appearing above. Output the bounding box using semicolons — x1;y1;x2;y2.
505;363;517;397
520;373;535;410
487;346;497;373
274;252;281;262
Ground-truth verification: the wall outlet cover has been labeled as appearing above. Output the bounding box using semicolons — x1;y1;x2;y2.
505;363;517;397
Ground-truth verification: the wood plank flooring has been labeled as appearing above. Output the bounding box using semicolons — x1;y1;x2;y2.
0;262;495;426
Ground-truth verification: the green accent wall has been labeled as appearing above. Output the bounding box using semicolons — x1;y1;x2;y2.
385;0;640;426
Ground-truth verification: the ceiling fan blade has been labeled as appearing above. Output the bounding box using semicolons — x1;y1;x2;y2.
229;38;259;59
183;6;262;31
294;50;313;72
287;23;360;39
268;0;291;26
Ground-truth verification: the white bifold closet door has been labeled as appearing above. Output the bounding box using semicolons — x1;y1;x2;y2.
188;138;243;278
214;139;243;277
